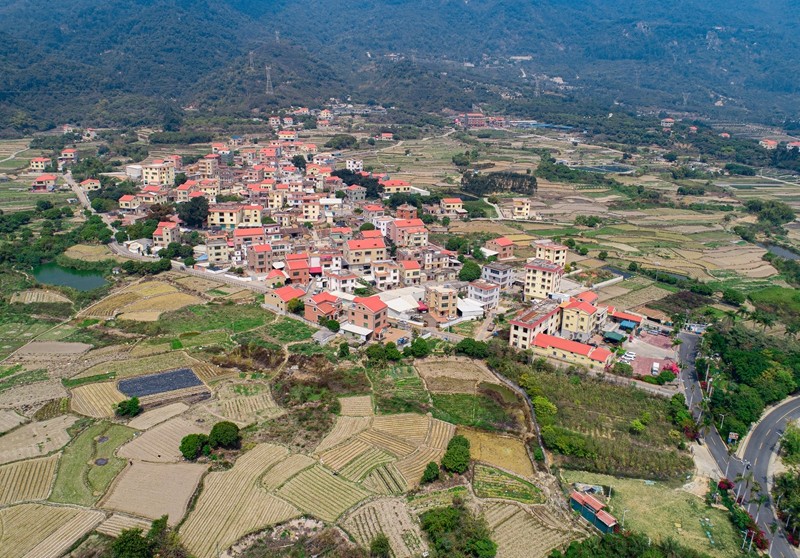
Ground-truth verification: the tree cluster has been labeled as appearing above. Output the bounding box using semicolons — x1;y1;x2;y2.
420;498;497;558
179;421;241;460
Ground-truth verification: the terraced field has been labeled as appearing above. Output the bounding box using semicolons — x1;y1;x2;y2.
118;416;210;463
484;502;575;558
0;454;59;505
0;503;104;558
0;415;77;465
314;416;372;453
339;395;374;416
96;513;153;538
70;382;126;418
276;465;371;522
344;498;428;558
473;464;545;504
260;454;316;491
127;402;189;430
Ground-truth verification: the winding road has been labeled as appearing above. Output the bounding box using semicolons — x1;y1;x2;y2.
679;332;800;557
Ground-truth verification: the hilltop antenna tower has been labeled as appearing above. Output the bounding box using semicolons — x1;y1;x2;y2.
682;92;690;107
248;51;255;72
275;30;280;44
265;65;274;96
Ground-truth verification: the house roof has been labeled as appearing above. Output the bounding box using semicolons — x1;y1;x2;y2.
380;179;410;187
266;269;287;279
251;244;272;253
565;299;597;315
570;491;606;512
311;292;339;305
286;259;309;271
233;228;265;237
119;194;135;202
354;296;388;313
360;230;384;239
363;204;384;212
576;291;598;304
490;236;514;247
347;238;386;250
80;178;99;185
608;307;643;324
469;280;499;291
533;334;611;362
400;260;421;270
394;218;425;228
510;300;560;328
34;174;57;181
441;197;463;204
525;259;564;274
272;285;305;302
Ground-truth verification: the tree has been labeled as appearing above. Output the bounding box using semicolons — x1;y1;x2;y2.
338;342;350;358
628;261;639;272
422;461;440;484
441;216;451;227
111;528;153;558
455;338;489;358
370;534;391;558
325;319;340;332
359;222;376;231
324;134;358;150
176;197;208;228
408;337;431;358
179;433;209;460
116;397;141;417
385;342;403;361
598;251;608;260
722;288;745;306
291;154;307;171
286;298;304;315
458;259;482;282
442;435;471;474
209;421;240;449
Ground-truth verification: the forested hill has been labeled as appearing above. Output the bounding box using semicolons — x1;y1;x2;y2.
1;0;799;133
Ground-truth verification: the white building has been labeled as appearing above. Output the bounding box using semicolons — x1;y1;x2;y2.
481;262;514;290
467;280;500;309
346;159;364;172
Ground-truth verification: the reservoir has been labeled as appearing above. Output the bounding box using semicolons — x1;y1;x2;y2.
757;243;800;261
32;262;108;291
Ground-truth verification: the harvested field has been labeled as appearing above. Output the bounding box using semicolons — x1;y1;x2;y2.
484;502;574;558
118;368;203;398
174;275;225;293
339;395;374;416
0;503;104;558
82;292;141;318
425;418;456;451
125;281;181;297
118;293;202;321
0;454;59;505
415;357;500;394
10;289;71;304
70;382;126;418
343;498;428;558
15;341;91;355
395;447;443;488
127;402;189;430
74;351;196;380
319;438;373;471
96;513;152;538
372;413;430;445
276;465;371;522
604;285;672;311
362;463;406;494
82;281;199;321
357;429;416;458
118;416;210;462
0;415;77;465
0;409;26;433
449;221;521;235
101;461;206;525
339;447;395;482
206;391;282;424
180;444;299;558
192;361;236;382
472;464;544;503
138;384;210;409
459;429;534;478
64;244;117;262
260;453;316;491
314;416;372;453
406;486;470;514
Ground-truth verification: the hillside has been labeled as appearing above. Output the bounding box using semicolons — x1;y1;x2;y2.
1;0;799;132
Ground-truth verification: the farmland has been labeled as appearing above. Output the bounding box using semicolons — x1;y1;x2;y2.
10;289;71;304
458;428;534;478
368;365;430;414
0;503;104;558
343;498;428;558
276;465;371;521
70;382;126;418
264;317;317;343
118;367;203;397
118;416;210;462
127;402;189;430
0;454;59;506
72;351;196;380
80;280;202;321
339;395;374;416
472;464;544;503
0;415;78;465
484;502;578;558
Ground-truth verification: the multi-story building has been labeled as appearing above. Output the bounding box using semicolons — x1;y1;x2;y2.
372;260;400;291
207;205;243;230
467;280;500;309
118;194;141;212
206;237;231;265
264;285;306;313
395;203;418;220
246;244;273;273
141;161;175;186
304;292;342;324
344;185;367;202
198;154;220;179
399;260;422;286
346;159;363;172
440;197;464;214
484;237;515;260
29;157;51;172
80;179;101;191
524;259;564;301
233;227;266;249
326;270;359;293
345;238;386;266
241;205;263;226
153;221;179;248
380;179;411;195
560;298;604;342
347;296;388;337
387;219;428;248
508;300;562;351
532;239;568;267
512;198;531;219
481;262;514;290
531;334;612;369
425;285;458;321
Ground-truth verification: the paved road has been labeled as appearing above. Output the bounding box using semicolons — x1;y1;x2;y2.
679;332;800;558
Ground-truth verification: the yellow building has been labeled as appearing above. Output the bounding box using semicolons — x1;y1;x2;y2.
512;198;531;219
345;238;387;265
425;285;458;321
524;258;564;301
29;157;51;172
532;240;568;267
301;202;321;222
381;179;412;195
508;299;562;351
141;162;175;186
440;197;464;213
207;205;243;229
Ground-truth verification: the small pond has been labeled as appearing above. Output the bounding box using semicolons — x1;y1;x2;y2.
32;262;107;291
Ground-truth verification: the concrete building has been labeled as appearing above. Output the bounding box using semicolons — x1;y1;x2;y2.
512;198;531;219
265;285;305;312
524;259;564;301
508;300;562;351
141;161;175;186
246;244;273;273
484;237;514;260
531;334;612;369
347;296;388;337
467;280;500;309
481;262;514;290
532;239;568;267
425;285;458;321
345;238;387;266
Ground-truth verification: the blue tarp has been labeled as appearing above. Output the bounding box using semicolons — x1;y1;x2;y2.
620;320;636;330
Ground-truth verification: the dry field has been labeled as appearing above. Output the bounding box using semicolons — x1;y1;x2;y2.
70;382;126;418
449;220;522;236
276;464;371;522
395;447;443;488
484;502;576;558
118;293;202;322
118;416;210;462
0;503;104;558
100;461;206;525
339;448;395;483
372;413;430;444
64;244;118;262
319;438;374;471
343;498;428;558
10;289;71;304
81;281;200;321
260;454;316;491
96;513;152;538
338;395;374;416
356;429;416;458
0;409;26;433
180;444;300;558
15;341;91;356
73;351;196;380
415;358;500;394
459;428;534;478
314;416;372;453
174;275;226;293
0;415;77;465
0;454;59;505
604;285;673;311
205;383;282;424
127;402;189;430
192;361;237;383
362;463;406;495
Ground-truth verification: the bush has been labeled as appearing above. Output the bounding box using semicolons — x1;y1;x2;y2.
116;397;141;417
722;288;745;306
179;433;210;460
442;435;471;473
421;461;440;484
209;421;240;449
455;338;489;358
370;534;391;558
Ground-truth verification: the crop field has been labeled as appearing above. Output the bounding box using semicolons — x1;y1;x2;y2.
395;447;443;488
314;416;372;453
343;498;428;558
73;351;196;380
415;357;500;394
9;289;71;304
0;409;26;433
363;463;407;494
484;502;575;558
174;275;226;293
459;429;534;478
63;244;118;262
50;421;135;506
100;461;206;525
191;361;236;382
368;365;430;414
0;454;59;506
0;321;56;360
96;513;153;538
276;464;371;522
357;429;416;458
604;284;674;310
119;416;210;462
70;382;126;418
265;317;317;343
127;402;189;430
180;444;300;558
260;453;316;491
207;389;282;424
339;447;396;482
118;367;203;397
372;413;430;444
339;395;374;416
118;292;203;321
160;303;271;335
0;415;78;465
319;438;373;470
406;486;470;514
0;503;104;558
425;418;456;451
473;464;544;503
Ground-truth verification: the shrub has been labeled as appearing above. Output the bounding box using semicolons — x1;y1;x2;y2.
116;397;141;417
209;421;240;449
369;533;391;558
338;342;350;358
629;419;646;434
179;433;209;460
421;461;440;484
442;436;471;474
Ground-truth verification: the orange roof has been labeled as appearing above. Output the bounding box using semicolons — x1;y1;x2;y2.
608;307;642;324
157;221;177;229
347;238;385;250
533;334;611;362
272;285;305;302
565;299;597;315
491;236;514;247
233;228;265;237
286;252;309;261
363;204;384;212
266;269;287;279
400;260;421;270
330;227;352;234
80;178;99;185
360;230;384;239
118;194;135;202
251;244;272;253
380;179;410;187
442;197;463;204
142;185;161;192
354;296;387;313
394;218;425;228
311;292;339;305
576;291;598;304
31;157;50;162
286;259;309;271
62;148;76;153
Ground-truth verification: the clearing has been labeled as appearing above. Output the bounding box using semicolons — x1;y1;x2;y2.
0;415;78;465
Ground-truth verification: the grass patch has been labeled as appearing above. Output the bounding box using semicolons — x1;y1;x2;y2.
288;342;336;361
431;392;517;431
151;303;271;335
62;372;116;388
748;286;800;325
50;421;136;506
367;365;430;415
33;398;70;421
265;318;317;343
0;368;48;393
472;464;544;503
170;339;183;350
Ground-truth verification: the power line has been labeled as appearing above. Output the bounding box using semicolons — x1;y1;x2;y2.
265;65;273;96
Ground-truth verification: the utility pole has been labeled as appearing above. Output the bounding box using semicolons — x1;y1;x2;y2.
719;413;726;430
265;66;274;96
275;30;280;44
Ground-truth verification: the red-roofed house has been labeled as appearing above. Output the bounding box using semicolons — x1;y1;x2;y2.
246;243;273;273
347;296;388;337
31;174;57;191
59;148;78;167
80;178;101;191
760;139;779;150
29;157;51;172
118;194;140;211
264;285;306;312
607;307;643;327
153;221;179;248
380;179;411;195
509;299;562;350
485;236;515;260
570;492;618;534
305;292;342;323
399;260;422;286
233;227;266;249
345;238;386;265
286;258;310;285
387;218;428;247
395;203;417;220
532;334;612;368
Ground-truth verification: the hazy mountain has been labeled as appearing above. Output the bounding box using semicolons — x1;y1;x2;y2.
0;0;798;132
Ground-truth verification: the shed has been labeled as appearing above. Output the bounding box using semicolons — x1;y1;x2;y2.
619;320;637;331
603;331;625;343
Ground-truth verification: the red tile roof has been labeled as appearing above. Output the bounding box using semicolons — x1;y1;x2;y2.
354;296;387;313
576;291;598;304
272;285;305;302
608;307;643;324
490;236;514;247
360;230;384;239
400;260;421;270
286;259;309;271
394;218;425;228
565;299;597;315
233;228;265;237
442;197;463;204
347;238;386;250
251;244;272;253
118;194;135;202
533;334;611;362
311;292;339;305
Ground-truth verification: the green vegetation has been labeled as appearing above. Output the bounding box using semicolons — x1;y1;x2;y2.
441;435;471;474
111;516;190;558
132;303;270;336
0;367;48;394
62;372;116;388
179;433;210;461
748;286;800;327
782;423;800;465
472;464;544;504
209;420;241;448
367;365;429;414
422;461;440;484
51;421;136;506
431;392;517;432
773;469;800;541
420;498;497;558
461;171;537;197
115;397;141;417
550;532;713;558
266;317;316;343
369;534;391;558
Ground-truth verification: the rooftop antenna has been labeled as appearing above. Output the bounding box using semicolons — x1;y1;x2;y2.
265;65;274;96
